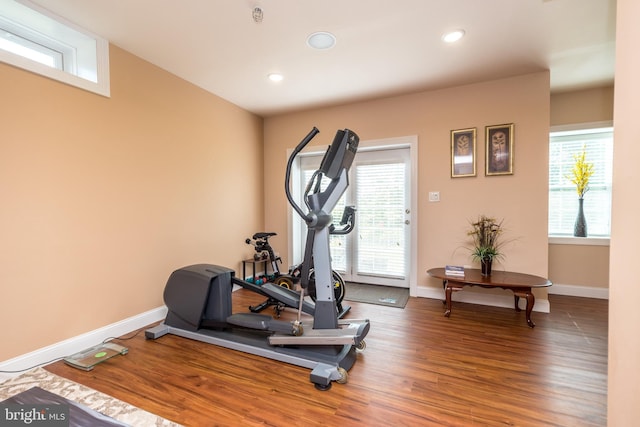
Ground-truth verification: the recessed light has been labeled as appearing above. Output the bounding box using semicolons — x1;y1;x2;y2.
442;30;465;43
268;73;283;82
307;31;336;50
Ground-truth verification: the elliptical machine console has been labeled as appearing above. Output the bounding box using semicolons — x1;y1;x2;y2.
146;127;369;390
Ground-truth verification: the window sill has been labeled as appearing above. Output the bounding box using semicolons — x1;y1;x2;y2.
548;236;610;246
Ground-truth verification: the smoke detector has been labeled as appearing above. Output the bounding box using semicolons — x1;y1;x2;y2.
252;7;263;23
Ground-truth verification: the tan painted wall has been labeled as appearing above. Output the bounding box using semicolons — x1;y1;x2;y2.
548;86;614;290
609;0;640;423
264;72;550;299
551;86;614;126
0;46;264;361
548;243;609;287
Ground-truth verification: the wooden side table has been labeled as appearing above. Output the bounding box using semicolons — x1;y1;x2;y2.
427;268;552;327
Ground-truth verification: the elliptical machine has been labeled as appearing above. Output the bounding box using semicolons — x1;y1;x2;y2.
146;127;369;390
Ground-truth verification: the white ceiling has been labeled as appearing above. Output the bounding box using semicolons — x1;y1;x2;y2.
30;0;616;117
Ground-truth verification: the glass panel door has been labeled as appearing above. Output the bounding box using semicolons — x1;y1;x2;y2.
298;146;410;288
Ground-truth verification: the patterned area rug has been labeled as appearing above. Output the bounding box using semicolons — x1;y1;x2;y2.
0;367;181;426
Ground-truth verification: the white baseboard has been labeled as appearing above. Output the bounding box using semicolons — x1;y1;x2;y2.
548;283;609;299
0;306;167;381
413;286;551;313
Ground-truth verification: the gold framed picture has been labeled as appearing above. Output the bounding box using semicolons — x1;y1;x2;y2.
450;128;476;178
485;124;514;176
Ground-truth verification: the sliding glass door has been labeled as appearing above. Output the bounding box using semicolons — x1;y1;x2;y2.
298;146;411;288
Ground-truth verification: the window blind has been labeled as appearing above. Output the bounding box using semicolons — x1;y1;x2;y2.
355;162;406;278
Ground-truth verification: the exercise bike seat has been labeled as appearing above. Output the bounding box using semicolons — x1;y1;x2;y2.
252;232;277;239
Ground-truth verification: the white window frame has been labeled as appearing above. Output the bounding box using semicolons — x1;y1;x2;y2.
548;121;612;246
0;0;110;97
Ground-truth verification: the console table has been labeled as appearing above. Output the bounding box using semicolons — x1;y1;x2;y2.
427;268;552;328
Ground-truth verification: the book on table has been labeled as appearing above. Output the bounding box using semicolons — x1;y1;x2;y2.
445;265;465;276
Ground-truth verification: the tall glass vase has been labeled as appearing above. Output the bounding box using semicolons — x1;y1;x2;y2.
574;197;587;237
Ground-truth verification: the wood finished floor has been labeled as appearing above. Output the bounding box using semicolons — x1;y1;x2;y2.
46;290;608;426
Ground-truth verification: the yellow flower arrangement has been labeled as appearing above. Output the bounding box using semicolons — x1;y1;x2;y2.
566;145;594;199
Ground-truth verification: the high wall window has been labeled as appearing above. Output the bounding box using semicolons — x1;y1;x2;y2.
548;125;613;238
0;0;110;96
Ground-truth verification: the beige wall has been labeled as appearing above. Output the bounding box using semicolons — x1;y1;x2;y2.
609;0;640;423
0;45;264;361
551;86;614;126
264;72;550;300
548;243;609;287
548;86;614;290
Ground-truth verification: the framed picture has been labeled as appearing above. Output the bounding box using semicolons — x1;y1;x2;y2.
485;124;514;175
450;128;476;178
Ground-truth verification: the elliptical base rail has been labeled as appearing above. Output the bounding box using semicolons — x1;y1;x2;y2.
145;322;356;389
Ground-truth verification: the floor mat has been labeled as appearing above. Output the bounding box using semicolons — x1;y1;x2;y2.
344;282;409;308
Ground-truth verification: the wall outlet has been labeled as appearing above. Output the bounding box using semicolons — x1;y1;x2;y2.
428;191;440;202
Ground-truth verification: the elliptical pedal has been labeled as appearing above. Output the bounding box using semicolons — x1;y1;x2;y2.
227;312;303;336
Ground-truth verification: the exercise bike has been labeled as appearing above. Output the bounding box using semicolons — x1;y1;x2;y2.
243;222;353;318
146;127;369;390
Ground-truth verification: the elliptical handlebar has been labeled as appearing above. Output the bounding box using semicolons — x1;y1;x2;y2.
285;127;359;226
285;127;320;223
329;205;356;236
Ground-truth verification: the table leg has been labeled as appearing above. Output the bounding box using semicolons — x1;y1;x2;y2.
525;291;536;328
442;280;447;305
444;284;452;317
514;288;536;328
514;295;521;312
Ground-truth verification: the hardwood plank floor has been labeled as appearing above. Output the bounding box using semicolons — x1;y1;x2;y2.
45;290;608;426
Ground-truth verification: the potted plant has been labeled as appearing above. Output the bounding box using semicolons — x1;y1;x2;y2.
467;215;504;276
566;145;594;237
